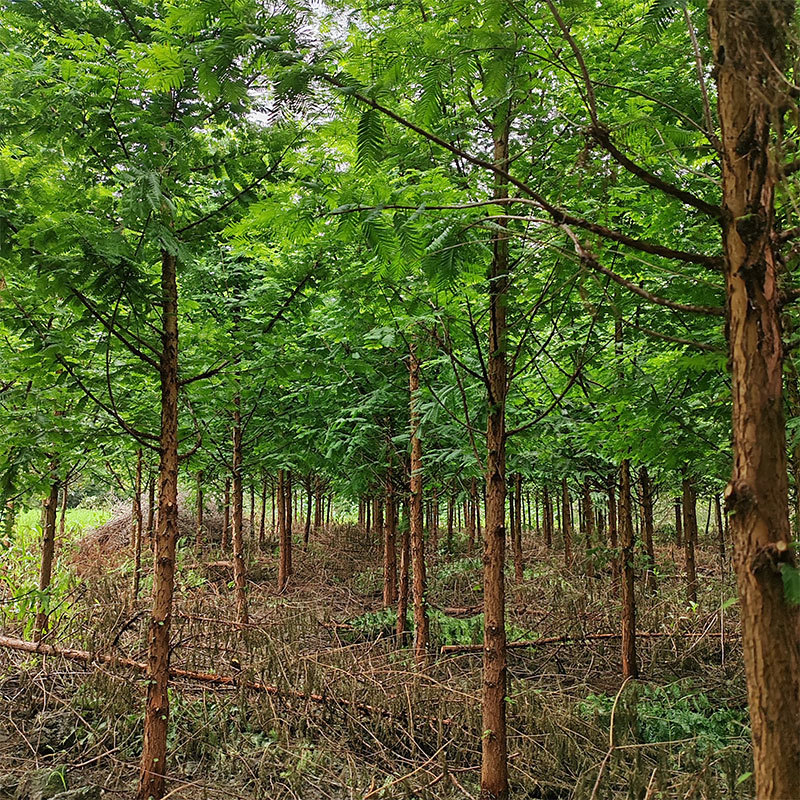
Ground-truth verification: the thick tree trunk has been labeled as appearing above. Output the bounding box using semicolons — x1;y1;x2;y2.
710;3;800;794
231;398;248;625
682;474;698;605
137;250;180;800
619;461;637;679
34;471;60;642
408;343;429;668
481;109;509;800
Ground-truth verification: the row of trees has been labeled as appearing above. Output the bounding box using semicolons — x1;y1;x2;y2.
3;0;800;797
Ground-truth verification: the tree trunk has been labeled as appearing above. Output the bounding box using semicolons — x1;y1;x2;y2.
195;471;204;550
396;506;410;644
146;475;155;550
383;470;397;606
674;497;683;549
304;480;313;549
714;493;727;568
561;477;573;566
231;397;248;625
222;477;230;551
682;474;699;605
285;471;293;567
137;249;180;800
619;460;638;679
481;107;509;800
408;343;429;668
607;482;619;589
132;450;143;604
259;477;267;548
639;466;656;587
710;3;800;794
582;478;595;579
34;470;60;642
513;474;524;582
277;469;290;591
543;486;552;549
59;477;68;541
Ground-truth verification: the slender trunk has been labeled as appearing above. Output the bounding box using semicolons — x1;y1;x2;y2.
222;478;230;551
249;485;255;543
710;4;800;794
582;478;595;579
195;471;204;550
259;477;267;548
447;496;454;550
682;474;698;605
383;470;397;606
132;450;143;604
277;470;289;591
639;466;656;587
409;343;429;668
34;469;60;642
543;486;552;549
619;460;638;679
59;477;68;541
396;507;410;644
146;476;155;550
304;480;312;549
561;477;573;566
137;249;180;800
285;471;293;572
481;108;510;800
674;497;683;549
607;483;619;589
326;494;331;529
714;493;727;567
513;474;524;582
231;397;248;625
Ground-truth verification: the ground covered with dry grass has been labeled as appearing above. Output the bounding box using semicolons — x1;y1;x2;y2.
0;516;753;799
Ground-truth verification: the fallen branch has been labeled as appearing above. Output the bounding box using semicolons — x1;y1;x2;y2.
0;634;442;723
440;630;739;654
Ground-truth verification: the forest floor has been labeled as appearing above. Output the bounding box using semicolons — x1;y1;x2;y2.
0;512;752;799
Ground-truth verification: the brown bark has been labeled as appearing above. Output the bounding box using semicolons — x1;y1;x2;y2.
146;475;155;549
582;478;595;578
710;3;800;794
195;471;204;550
639;466;656;586
682;474;699;605
714;493;727;567
231;397;248;625
481;108;509;800
222;477;231;551
137;250;180;800
34;470;60;642
607;483;619;589
132;450;144;604
513;474;524;582
408;343;429;668
619;460;638;679
561;477;573;566
396;505;410;644
277;469;290;591
383;472;397;606
674;497;683;549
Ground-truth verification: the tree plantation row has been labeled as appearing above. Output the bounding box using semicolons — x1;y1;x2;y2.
2;0;800;798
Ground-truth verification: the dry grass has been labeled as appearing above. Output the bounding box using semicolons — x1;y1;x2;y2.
0;521;752;799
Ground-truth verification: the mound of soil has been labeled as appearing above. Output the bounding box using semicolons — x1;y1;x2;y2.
72;495;227;575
